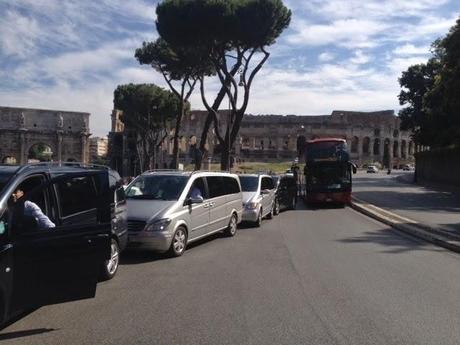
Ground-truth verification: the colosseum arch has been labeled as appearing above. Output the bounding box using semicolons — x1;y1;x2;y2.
362;137;370;155
351;136;359;153
393;140;399;158
373;138;380;155
401;140;407;158
409;141;415;155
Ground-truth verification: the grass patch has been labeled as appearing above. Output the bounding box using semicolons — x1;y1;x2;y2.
183;161;295;174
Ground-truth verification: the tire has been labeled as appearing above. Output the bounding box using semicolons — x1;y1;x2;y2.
289;197;297;210
254;208;262;227
168;226;187;257
101;239;120;281
273;198;280;216
267;202;274;219
0;296;5;329
224;214;238;237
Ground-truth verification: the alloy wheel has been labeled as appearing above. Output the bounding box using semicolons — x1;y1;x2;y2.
173;228;187;255
107;241;119;276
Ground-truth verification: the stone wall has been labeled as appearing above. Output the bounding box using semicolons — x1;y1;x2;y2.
415;147;460;187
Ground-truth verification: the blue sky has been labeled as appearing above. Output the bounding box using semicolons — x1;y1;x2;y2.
1;0;459;136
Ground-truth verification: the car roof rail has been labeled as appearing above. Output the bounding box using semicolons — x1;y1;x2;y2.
143;169;186;174
191;169;230;174
15;161;110;175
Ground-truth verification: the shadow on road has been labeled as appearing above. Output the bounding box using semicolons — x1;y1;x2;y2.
352;190;460;213
120;232;231;265
337;227;445;254
0;328;57;341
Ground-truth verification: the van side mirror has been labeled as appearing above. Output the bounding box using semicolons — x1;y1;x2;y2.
185;196;203;206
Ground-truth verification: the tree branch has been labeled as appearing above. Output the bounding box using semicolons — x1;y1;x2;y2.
160;67;180;98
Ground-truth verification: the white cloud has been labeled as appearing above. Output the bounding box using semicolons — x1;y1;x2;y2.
350;50;371;64
318;52;335;62
387;56;431;74
0;64;166;136
392;15;458;42
392;44;431;56
299;0;451;20
0;10;42;58
287;18;388;48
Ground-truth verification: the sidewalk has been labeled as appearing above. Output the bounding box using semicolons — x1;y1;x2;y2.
350;171;460;252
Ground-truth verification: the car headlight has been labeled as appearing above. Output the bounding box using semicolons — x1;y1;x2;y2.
144;218;171;232
245;201;259;209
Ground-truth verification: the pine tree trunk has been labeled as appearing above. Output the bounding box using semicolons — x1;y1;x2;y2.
171;102;184;169
220;143;229;171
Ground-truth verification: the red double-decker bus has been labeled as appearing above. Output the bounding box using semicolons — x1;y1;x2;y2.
303;138;356;205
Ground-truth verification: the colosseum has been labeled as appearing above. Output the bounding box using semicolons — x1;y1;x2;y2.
109;109;418;176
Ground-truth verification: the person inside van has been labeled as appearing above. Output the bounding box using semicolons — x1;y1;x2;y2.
189;179;204;201
190;186;203;201
11;188;55;230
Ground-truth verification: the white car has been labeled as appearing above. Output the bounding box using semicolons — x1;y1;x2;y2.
239;174;277;227
367;165;379;173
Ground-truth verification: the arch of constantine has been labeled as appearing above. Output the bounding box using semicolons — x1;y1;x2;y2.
0;106;90;164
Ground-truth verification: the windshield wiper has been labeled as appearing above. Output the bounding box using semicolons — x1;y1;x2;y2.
126;195;162;200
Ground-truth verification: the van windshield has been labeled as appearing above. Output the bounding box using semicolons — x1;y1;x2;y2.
239;176;259;192
125;175;188;200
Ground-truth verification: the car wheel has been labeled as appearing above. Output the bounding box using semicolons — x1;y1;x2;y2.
254;208;262;227
273;198;280;215
267;202;274;219
0;296;5;328
289;197;297;210
168;226;187;257
101;239;120;281
224;214;238;237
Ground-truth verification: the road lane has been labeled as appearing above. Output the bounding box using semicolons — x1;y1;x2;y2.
2;203;460;345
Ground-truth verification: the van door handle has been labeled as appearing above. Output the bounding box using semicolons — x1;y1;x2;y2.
84;234;109;243
208;202;214;207
203;203;209;208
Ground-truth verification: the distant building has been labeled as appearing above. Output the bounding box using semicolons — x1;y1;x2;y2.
0;106;90;164
90;136;108;161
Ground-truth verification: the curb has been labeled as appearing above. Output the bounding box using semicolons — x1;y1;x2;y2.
350;196;460;254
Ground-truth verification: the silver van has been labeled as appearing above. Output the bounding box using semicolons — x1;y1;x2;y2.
125;171;243;257
239;174;277;226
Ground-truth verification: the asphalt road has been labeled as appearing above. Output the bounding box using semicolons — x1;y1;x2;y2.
353;170;460;232
2;203;460;344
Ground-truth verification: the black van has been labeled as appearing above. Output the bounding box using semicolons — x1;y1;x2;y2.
273;174;298;214
0;163;127;328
